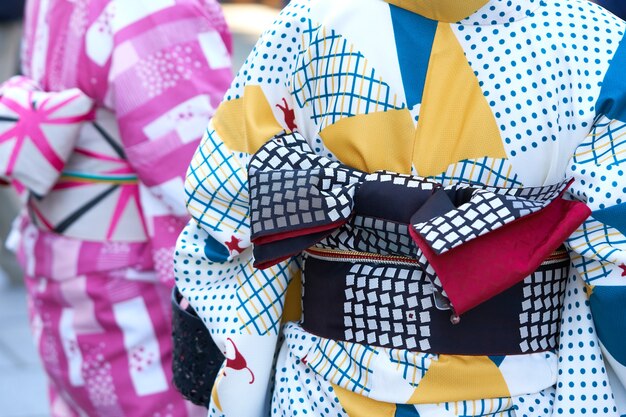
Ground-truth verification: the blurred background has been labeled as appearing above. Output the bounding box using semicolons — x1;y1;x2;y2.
0;1;279;416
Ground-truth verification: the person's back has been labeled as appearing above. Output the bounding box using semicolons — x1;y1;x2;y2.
0;0;232;415
20;0;233;247
174;1;626;416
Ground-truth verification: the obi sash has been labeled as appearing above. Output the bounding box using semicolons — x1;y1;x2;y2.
0;76;94;196
300;248;570;355
0;76;148;243
249;132;590;318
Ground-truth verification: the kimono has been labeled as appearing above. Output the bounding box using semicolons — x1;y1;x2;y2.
0;0;232;415
174;0;626;416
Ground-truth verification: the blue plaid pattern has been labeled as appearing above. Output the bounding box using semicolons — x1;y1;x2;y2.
236;258;297;335
572;118;626;167
292;26;405;130
301;17;319;50
432;157;523;187
567;218;626;283
308;338;378;394
185;127;250;235
443;397;516;417
568;117;626;209
570;255;613;285
566;116;626;283
387;349;433;388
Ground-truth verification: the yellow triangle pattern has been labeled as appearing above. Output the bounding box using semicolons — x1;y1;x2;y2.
332;384;397;417
319;108;415;174
413;23;507;177
408;355;511;404
318;23;507;179
212;85;285;154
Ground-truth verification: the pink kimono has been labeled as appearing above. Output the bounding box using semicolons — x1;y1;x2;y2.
0;0;232;415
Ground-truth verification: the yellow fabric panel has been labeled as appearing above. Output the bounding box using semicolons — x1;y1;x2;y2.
408;355;511;404
332;385;396;417
413;23;506;177
212;85;284;154
282;271;302;323
384;0;489;23
319;109;415;174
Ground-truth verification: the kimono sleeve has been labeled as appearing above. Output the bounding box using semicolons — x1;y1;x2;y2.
174;2;310;416
108;0;233;217
565;35;626;405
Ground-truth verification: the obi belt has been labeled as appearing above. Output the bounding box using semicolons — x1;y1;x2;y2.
0;76;148;242
249;132;591;356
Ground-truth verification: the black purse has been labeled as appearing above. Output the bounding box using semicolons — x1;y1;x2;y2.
0;0;25;22
171;287;225;407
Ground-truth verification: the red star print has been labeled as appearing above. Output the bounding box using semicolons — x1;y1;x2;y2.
620;264;626;277
225;235;244;254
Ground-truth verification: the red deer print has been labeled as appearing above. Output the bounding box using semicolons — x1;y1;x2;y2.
224;338;255;384
276;98;298;132
225;235;243;254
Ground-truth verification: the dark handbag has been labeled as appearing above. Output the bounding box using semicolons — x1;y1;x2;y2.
171;287;225;407
0;0;25;22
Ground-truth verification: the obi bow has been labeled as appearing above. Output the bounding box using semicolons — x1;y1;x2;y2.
0;76;94;196
248;132;591;316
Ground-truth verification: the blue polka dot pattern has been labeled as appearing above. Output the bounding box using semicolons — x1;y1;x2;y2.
512;387;555;417
462;0;542;25
454;0;626;185
272;325;346;417
567;117;626;210
553;271;618;416
224;1;310;102
174;223;245;334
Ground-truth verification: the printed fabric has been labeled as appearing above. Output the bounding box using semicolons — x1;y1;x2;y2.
1;0;233;416
11;0;234;282
174;0;626;416
247;132;589;317
18;222;205;417
0;76;94;196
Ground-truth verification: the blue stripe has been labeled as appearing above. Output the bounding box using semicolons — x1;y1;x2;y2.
590;285;626;367
395;404;420;417
596;33;626;122
389;5;438;109
592;202;626;236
